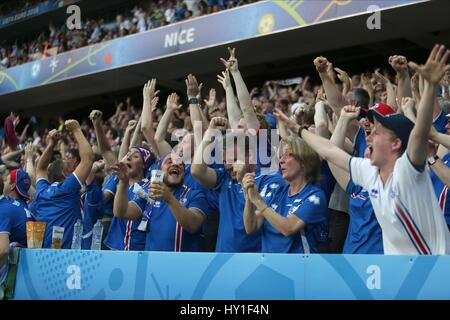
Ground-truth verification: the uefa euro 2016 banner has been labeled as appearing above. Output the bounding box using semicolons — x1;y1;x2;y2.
0;0;79;28
13;249;450;300
0;0;423;96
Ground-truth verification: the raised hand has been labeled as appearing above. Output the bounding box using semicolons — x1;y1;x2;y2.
185;74;203;99
89;110;103;123
220;47;238;73
314;56;329;74
389;55;409;75
143;79;159;101
24;142;33;159
204;88;217;108
273;108;298;131
409;44;450;85
46;129;61;146
335;67;351;84
340;104;360;120
217;70;232;90
166;92;182;111
64;119;80;132
401;97;416;113
110;162;130;182
91;160;105;173
126;120;137;132
151;96;159;113
373;69;389;85
208;116;228;131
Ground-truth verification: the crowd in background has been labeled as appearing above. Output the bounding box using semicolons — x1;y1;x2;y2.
0;0;258;69
1;43;450;282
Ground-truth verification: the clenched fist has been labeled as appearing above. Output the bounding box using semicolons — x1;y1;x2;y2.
89;110;103;123
208;117;228;131
314;56;329;74
65;119;80;131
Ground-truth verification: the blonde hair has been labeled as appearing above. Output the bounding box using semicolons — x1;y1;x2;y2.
284;136;321;184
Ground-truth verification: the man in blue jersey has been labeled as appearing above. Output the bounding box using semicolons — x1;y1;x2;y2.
31;121;94;249
191;117;285;253
0;170;31;282
242;137;328;253
90;109;156;251
112;153;209;251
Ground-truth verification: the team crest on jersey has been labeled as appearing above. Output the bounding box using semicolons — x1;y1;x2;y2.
269;183;279;189
308;195;320;205
180;197;188;206
370;189;379;198
288;205;301;215
12;200;20;207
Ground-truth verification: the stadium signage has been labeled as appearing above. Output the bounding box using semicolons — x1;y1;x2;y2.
0;0;424;96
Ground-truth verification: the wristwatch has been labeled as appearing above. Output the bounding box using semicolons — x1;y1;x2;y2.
428;155;439;166
188;98;199;105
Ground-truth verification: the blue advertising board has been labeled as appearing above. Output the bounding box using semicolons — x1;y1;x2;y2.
13;249;450;300
0;0;424;96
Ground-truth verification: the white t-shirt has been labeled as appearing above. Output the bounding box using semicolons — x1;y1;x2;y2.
350;153;450;255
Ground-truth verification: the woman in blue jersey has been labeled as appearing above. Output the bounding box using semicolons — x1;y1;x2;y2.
242;136;328;253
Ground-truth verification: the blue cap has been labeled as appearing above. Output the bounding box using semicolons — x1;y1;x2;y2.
11;169;31;200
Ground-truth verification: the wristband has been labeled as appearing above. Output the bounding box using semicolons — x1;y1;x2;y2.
188;98;199;105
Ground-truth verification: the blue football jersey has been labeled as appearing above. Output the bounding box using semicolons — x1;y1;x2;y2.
343;179;384;254
103;179;147;251
213;168;286;253
32;173;84;249
353;127;368;158
262;183;328;253
132;184;210;251
0;196;29;246
430;153;450;226
81;182;104;249
433;111;447;134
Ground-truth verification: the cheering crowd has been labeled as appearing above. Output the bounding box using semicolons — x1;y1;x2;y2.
1;44;450;288
0;0;258;69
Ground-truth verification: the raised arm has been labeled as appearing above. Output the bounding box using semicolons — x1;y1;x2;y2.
36;129;59;181
130;117;143;148
274;109;351;172
154;93;181;156
191;117;227;189
141;79;163;158
65;119;94;183
314;99;331;138
217;69;241;130
110;162;142;220
335;67;352;97
389;55;413;103
119;120;137;161
90;110;117;168
314;57;348;114
407;44;450;168
329;106;362;189
373;70;398;110
186;74;209;134
221;48;260;131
